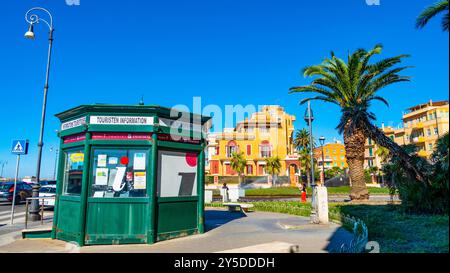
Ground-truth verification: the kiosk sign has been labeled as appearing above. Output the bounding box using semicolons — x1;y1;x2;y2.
90;116;154;126
61;117;87;131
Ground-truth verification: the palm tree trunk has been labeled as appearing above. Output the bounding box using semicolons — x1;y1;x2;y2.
344;126;369;200
365;123;427;184
306;171;311;187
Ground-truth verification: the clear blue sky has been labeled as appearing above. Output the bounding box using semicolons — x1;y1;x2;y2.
0;0;448;178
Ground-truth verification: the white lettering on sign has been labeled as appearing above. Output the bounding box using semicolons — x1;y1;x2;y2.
90;116;154;126
61;117;87;131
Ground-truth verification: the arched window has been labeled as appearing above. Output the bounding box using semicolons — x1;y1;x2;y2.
259;140;272;158
226;141;238;158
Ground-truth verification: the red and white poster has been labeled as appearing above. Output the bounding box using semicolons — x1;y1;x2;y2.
157;150;198;197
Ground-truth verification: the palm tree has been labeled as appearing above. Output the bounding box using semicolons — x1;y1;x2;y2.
416;0;449;31
265;156;282;186
375;146;391;164
230;152;246;184
298;149;316;187
289;44;425;200
293;128;316;151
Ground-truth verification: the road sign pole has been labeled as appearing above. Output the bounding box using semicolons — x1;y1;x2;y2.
10;155;21;225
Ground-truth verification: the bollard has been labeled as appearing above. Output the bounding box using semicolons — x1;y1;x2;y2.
29;185;42;221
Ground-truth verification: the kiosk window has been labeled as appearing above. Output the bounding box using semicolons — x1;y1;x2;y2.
62;150;85;196
157;150;198;197
91;149;148;198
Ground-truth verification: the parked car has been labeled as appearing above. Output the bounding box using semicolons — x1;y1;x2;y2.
40;180;57;186
39;185;56;207
0;182;33;203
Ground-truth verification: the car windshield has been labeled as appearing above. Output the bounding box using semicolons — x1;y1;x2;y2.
0;184;12;191
40;187;56;193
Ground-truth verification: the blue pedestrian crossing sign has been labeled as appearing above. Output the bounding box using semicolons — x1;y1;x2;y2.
11;139;29;155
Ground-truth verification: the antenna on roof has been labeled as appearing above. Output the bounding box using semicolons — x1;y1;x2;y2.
139;95;144;106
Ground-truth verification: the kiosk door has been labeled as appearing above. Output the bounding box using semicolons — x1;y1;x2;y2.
85;148;150;245
56;149;85;242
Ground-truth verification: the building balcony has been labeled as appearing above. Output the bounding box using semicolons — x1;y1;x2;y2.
412;136;426;143
413;122;424;129
418;150;428;157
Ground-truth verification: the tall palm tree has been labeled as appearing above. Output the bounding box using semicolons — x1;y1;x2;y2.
294;129;310;151
289;44;425;200
265;156;282;185
416;0;449;31
293;128;316;151
230;152;246;184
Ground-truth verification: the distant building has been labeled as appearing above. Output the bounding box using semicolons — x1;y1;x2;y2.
365;100;449;168
207;105;300;185
314;141;348;170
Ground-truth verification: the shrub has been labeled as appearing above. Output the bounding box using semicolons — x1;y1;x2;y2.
383;134;449;214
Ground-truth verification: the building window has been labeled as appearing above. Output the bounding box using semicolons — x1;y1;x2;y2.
215;146;219;155
62;149;84;196
211;161;219;174
333;149;336;154
368;139;372;145
246;145;252;156
368;160;373;167
91;149;149;198
369;148;373;157
259;141;272;158
428;143;433;151
225;164;231;175
427;129;431;136
246;165;253;175
434;127;439;135
226;141;238;157
259;127;269;134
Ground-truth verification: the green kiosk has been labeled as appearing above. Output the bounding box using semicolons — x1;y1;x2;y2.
50;104;211;246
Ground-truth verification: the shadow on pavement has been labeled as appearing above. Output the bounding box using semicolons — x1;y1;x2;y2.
324;226;355;252
204;209;246;232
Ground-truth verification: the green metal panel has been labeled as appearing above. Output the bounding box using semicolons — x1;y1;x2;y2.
77;132;92;246
85;200;149;245
56;197;81;241
23;229;52;239
197;147;205;234
156;199;198;238
148;133;158;244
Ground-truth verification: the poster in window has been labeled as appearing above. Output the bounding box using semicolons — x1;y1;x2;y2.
133;153;146;170
98;154;107;167
95;168;109;185
157;151;198;197
134;172;146;189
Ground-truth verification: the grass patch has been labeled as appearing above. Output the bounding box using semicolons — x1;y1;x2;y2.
211;186;390;197
206;201;448;253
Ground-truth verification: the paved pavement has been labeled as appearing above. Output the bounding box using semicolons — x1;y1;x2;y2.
0;202;54;246
0;208;353;253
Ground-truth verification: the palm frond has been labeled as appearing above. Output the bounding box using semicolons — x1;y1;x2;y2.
416;0;449;30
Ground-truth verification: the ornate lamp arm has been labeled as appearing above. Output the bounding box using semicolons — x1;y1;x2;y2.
25;7;53;30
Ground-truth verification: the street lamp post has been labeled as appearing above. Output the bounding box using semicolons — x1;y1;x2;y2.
319;136;325;185
50;147;59;181
304;101;318;224
24;7;55;221
0;161;7;178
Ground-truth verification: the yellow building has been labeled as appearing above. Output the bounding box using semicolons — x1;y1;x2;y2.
207;105;300;184
365;100;449;168
314;141;348;170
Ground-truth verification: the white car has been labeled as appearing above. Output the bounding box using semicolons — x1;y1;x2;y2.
39;185;56;207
